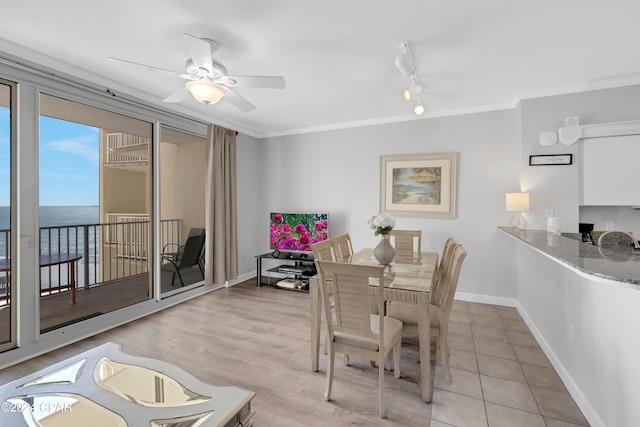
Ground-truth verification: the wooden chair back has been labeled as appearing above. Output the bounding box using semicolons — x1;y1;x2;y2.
430;237;457;306
432;244;467;317
311;239;336;262
389;229;422;258
316;260;384;339
331;233;354;262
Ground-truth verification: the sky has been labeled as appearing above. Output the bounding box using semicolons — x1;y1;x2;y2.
0;107;99;206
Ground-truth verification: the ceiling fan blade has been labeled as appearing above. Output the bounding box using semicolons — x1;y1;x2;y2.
108;57;192;79
223;89;256;112
224;75;285;89
162;87;191;103
183;33;214;73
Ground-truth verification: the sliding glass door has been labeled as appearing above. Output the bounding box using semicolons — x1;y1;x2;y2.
159;126;206;297
0;80;15;351
39;94;154;333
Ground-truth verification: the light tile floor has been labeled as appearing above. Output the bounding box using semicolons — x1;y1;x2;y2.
429;301;590;427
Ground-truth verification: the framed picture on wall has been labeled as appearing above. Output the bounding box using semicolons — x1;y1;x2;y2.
380;152;458;219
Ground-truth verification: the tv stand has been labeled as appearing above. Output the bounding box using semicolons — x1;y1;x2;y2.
255;251;316;292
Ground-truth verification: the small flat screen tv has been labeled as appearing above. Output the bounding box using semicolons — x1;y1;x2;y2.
270;212;329;252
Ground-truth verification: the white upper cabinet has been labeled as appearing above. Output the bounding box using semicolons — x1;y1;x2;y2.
581;134;640;206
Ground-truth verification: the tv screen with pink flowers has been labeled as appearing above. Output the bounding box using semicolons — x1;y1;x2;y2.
270;212;329;252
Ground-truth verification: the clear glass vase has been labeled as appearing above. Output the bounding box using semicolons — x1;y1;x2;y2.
374;234;395;265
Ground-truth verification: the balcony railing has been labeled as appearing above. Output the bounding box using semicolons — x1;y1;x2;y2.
0;218;181;304
106;132;149;164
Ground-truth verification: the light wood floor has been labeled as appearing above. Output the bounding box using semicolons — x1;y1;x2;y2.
0;280;589;426
0;280;434;425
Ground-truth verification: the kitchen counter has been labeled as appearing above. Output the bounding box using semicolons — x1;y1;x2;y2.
499;226;640;287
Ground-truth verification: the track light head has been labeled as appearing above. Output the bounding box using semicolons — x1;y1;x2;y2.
413;98;425;115
403;84;422;101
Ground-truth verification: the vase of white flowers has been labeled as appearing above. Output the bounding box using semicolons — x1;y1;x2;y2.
367;213;396;265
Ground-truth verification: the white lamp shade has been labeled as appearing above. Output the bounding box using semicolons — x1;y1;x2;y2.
186;80;227;105
505;192;530;212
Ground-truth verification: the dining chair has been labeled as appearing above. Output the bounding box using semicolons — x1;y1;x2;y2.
386;244;467;382
311;239;338;355
310;239;337;262
315;259;403;418
430;237;457;305
331;233;354;262
388;229;422;258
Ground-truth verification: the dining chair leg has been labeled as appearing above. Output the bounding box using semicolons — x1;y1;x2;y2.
393;337;401;379
325;346;335;401
440;330;452;382
378;353;386;418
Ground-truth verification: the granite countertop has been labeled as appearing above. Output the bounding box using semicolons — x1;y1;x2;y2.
498;226;640;286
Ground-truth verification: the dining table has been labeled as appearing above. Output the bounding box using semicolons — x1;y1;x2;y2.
308;247;439;402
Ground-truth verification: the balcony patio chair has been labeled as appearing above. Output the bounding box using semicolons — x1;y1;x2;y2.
315;259;403;418
161;230;205;287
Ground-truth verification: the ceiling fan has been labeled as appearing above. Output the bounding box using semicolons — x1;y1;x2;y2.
108;33;285;112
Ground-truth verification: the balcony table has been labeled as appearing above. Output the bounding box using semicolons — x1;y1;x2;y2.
0;253;82;304
309;248;438;402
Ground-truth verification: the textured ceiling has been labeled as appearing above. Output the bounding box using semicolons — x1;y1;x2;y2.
1;1;639;137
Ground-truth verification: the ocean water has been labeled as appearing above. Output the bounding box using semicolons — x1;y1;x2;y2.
0;205;99;229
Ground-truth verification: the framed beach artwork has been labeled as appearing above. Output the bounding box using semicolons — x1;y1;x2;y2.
379;152;458;219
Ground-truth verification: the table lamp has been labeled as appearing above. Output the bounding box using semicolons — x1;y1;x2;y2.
506;192;530;230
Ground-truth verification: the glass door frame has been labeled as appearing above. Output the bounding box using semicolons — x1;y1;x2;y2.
0;78;17;352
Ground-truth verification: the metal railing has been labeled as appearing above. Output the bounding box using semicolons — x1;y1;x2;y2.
0;218;181;304
106;132;149;164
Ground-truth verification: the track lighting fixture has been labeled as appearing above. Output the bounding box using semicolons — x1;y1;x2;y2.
413;98;425;115
395;45;416;77
403;84;422;101
395;41;426;115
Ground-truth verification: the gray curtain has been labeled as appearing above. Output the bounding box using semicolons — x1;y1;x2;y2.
204;124;238;285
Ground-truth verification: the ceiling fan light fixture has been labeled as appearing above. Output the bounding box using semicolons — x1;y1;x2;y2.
403;84;422;101
186;80;227;105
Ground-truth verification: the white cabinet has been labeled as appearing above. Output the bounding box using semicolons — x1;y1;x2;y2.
581;134;640;206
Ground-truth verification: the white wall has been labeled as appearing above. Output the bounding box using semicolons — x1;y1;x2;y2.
519;85;640;233
512;237;640;427
249;110;520;302
235;133;263;278
235;84;640;300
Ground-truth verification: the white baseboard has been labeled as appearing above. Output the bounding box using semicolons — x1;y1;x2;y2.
515;301;605;427
454;291;517;307
226;271;255;287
